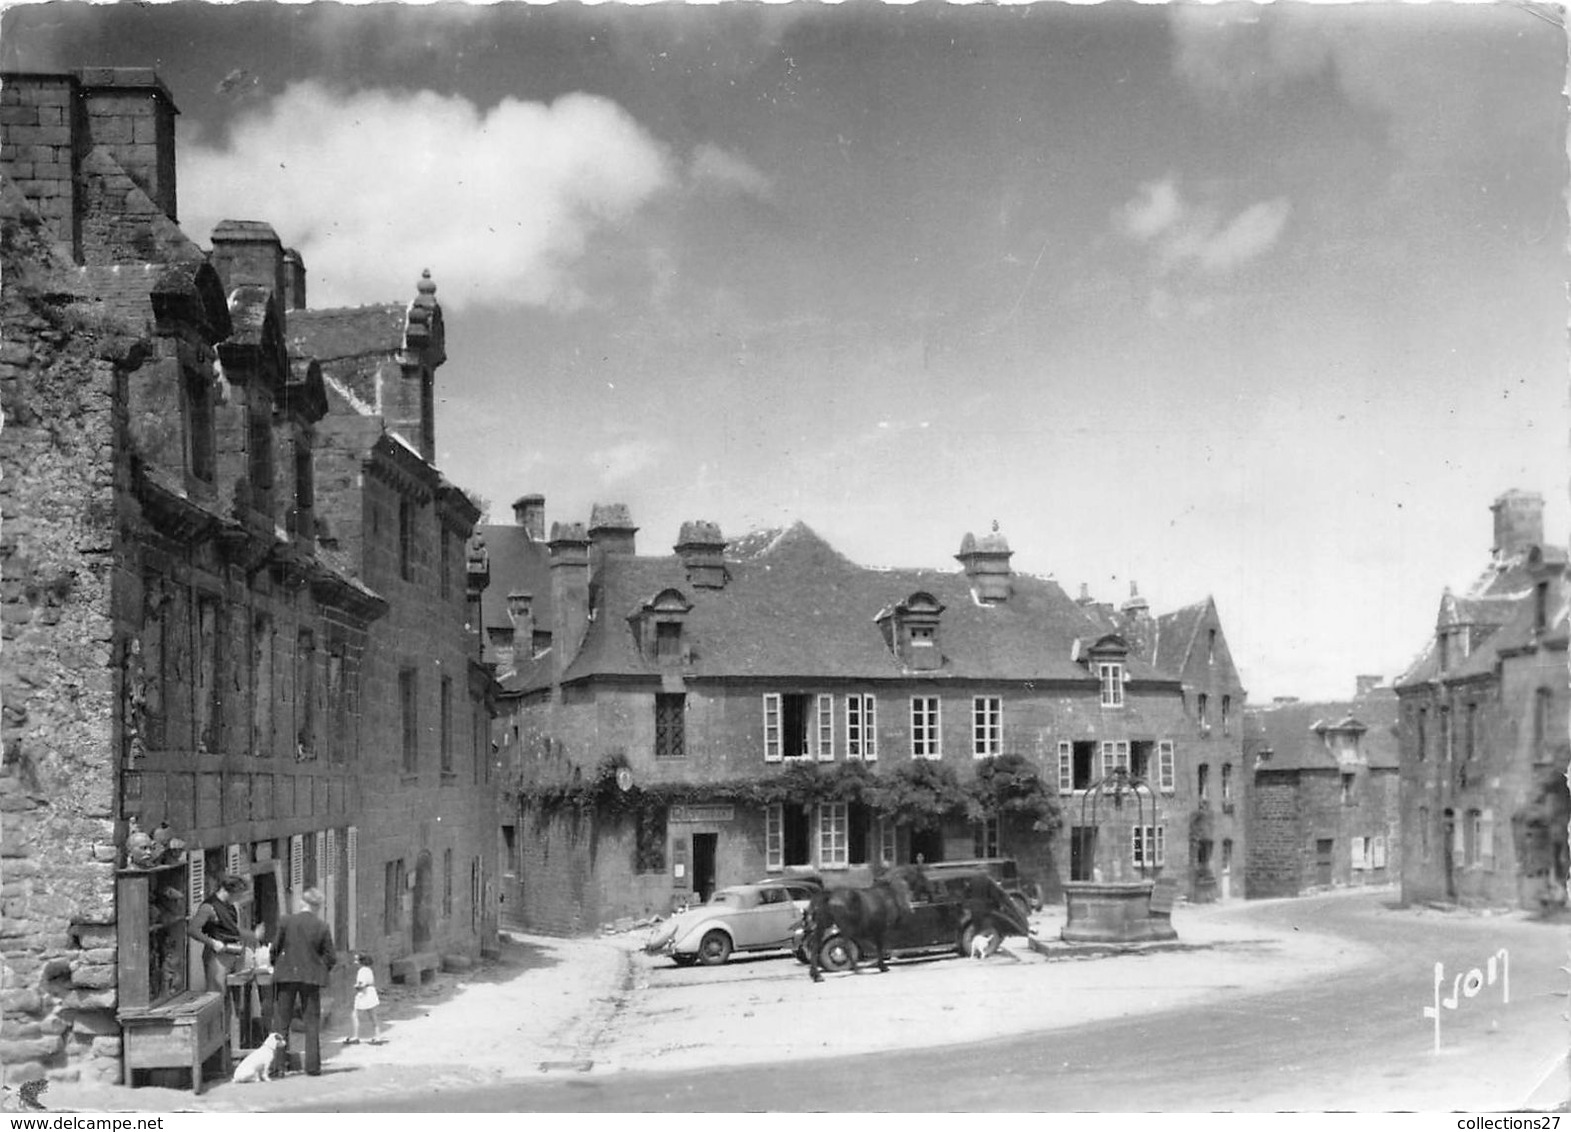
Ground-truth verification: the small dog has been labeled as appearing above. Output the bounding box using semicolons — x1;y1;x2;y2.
970;931;994;960
231;1032;284;1084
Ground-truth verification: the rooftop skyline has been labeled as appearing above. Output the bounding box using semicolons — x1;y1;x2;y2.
4;1;1566;702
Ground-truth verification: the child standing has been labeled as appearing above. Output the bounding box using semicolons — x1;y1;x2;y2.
346;954;382;1045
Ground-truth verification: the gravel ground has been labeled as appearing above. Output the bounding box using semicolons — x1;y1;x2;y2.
35;887;1570;1112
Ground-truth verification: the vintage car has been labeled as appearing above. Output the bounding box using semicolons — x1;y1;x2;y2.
793;868;1033;972
644;879;822;966
921;857;1043;917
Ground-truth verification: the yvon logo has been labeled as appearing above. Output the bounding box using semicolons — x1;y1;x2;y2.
1423;949;1509;1053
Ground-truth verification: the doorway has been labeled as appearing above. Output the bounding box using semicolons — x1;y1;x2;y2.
1314;838;1334;888
692;833;717;904
1070;826;1097;881
1442;809;1457;901
910;827;944;865
413;850;433;951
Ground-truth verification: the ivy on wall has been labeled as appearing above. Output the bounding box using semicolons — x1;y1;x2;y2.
515;750;1060;835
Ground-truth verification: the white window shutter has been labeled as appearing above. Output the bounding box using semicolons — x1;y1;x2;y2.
765;804;783;871
1116;741;1130;772
763;694;782;762
1350;837;1364;870
1155;825;1165;867
865;696;878;761
346;826;359;951
817;694;834;760
290;834;304;891
1057;741;1073;794
325;829;338;877
1372;835;1387;868
347;826;358;871
188;849;205;907
227;844;242;876
1158;740;1175;793
1480;810;1495;868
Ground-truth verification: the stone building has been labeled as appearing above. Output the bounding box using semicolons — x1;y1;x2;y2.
0;68;493;1086
480;500;1249;933
1394;490;1569;909
1243;679;1401;898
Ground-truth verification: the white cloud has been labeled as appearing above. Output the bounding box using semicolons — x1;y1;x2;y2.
180;82;676;311
1116;177;1183;242
589;438;671;484
1114;177;1290;279
689;143;773;201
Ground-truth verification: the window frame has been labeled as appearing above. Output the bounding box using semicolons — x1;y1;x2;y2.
1098;662;1124;708
972;696;1002;758
655;692;686;759
846;694;878;761
910;696;942;759
816;693;835;761
1157;740;1175;793
818;802;848;868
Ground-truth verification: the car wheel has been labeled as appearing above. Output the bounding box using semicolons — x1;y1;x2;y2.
959;920;999;957
817;935;859;973
794;946;810;965
672;954;699;967
697;930;732;966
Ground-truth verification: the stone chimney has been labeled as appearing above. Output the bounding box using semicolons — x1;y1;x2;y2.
548;522;591;684
588;503;637;575
209;220;286;304
1121;581;1149;619
0;68;179;260
1076;583;1094;607
675;521;728;589
955;524;1014;603
1491;489;1544;561
512;495;546;541
1355;674;1383;698
282;248;307;311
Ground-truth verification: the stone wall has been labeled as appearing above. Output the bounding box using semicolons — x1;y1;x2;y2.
0;193;128;1085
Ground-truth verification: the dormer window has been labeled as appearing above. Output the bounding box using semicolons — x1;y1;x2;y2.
1098;663;1124;707
1082;634;1130;709
876;591;945;672
656;620;682;660
632;588;693;665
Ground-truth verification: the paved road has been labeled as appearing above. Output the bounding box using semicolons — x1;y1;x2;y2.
338;891;1569;1112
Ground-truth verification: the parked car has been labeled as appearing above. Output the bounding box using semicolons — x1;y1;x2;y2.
792;868;1032;972
921;857;1042;917
644;879;821;966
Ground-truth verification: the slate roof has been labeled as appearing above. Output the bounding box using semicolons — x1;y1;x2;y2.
1397;545;1568;687
476;521;554;646
493;521;1190;692
1245;688;1401;773
1149;599;1209;676
287;305;408;362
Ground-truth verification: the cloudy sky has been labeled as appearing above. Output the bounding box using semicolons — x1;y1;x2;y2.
4;1;1566;702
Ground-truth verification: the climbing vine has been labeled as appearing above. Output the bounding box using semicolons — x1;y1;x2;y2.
513;749;1061;834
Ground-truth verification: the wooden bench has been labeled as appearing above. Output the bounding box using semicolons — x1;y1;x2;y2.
389;951;441;986
120;990;227;1095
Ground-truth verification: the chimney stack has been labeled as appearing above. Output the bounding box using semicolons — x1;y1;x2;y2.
507;591;535;660
78;68;179;223
512;494;546;541
955;524;1014;603
548;522;591;684
1491;489;1544;561
588;503;637;574
209;219;286;303
282;248;307;311
676;521;728;589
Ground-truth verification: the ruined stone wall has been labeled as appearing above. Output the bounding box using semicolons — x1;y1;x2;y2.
1;197;128;1085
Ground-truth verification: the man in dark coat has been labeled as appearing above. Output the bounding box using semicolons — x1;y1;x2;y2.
270;886;336;1076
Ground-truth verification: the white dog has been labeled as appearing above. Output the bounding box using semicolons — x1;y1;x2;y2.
231;1033;284;1084
970;930;994;960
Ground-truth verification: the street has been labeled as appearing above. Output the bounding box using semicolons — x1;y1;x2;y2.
327;890;1570;1112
